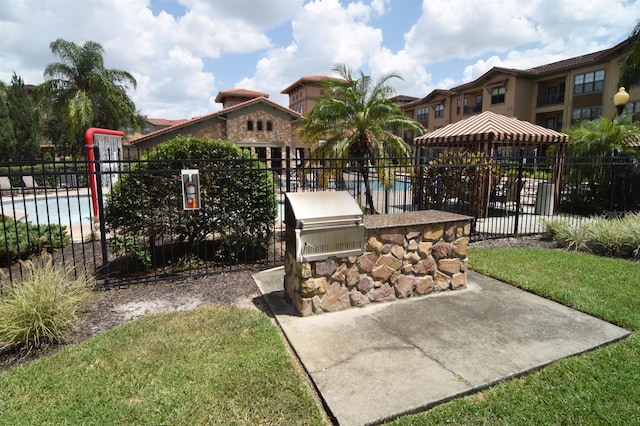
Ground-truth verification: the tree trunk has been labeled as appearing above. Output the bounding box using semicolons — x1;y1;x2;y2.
361;166;377;214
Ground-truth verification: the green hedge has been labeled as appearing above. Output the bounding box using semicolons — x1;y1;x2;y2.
0;216;70;266
105;136;277;266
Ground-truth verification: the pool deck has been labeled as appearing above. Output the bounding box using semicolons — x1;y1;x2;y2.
1;188;97;243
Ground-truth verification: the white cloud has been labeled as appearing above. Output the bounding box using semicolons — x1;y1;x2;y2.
1;0;639;121
237;0;386;106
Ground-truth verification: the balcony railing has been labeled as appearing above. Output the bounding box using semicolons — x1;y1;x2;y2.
537;94;565;107
463;105;482;115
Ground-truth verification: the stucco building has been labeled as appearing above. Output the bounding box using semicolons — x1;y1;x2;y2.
399;39;639;149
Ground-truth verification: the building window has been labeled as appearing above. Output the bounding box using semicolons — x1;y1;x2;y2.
433;104;444;118
266;121;273;131
571;106;602;124
574;70;605;94
143;127;150;134
624;100;640;121
456;99;461;115
247;120;253;131
491;86;505;104
257;120;264;131
416;106;428;121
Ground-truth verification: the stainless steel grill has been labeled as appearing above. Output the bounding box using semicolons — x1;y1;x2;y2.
285;191;364;262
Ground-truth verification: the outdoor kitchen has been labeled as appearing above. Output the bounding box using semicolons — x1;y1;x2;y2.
284;191;473;316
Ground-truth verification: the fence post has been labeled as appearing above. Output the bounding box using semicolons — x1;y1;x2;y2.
285;146;291;193
93;145;111;288
513;148;525;235
418;146;427;210
608;149;619;215
435;173;443;210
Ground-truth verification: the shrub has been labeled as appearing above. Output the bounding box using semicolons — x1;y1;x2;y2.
0;253;93;351
542;218;589;251
543;213;640;258
0;216;70;266
105;136;277;266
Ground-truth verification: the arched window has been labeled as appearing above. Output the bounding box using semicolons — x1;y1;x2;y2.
247;120;254;131
257;120;264;131
266;121;273;131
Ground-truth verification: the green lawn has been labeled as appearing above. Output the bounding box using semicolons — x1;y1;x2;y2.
388;248;640;425
1;248;639;425
0;305;326;425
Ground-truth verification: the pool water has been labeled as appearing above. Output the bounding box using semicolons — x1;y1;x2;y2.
1;195;95;227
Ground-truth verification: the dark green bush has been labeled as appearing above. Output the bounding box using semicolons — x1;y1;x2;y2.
0;216;70;266
105;136;277;266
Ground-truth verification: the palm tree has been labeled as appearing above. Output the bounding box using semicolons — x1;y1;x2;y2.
564;115;640;214
297;64;425;213
566;115;640;157
41;38;138;153
619;19;640;89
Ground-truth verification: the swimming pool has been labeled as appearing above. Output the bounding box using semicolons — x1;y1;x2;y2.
1;194;95;227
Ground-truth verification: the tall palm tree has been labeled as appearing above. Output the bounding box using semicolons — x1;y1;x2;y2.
298;64;425;213
42;38;138;153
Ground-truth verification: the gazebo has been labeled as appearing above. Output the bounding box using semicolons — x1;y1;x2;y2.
413;111;569;217
413;111;569;157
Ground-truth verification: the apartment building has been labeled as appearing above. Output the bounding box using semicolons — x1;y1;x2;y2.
400;39;639;141
281;41;638;151
281;75;344;115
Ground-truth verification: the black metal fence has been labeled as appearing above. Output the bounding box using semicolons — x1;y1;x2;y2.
1;147;638;290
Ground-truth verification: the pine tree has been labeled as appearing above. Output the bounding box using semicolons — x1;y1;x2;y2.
7;73;40;160
0;95;17;161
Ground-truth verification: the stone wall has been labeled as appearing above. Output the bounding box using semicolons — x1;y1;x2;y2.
284;210;472;316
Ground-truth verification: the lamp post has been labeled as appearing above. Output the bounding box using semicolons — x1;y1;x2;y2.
609;87;629;215
613;86;630;121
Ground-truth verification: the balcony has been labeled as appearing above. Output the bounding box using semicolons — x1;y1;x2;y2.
463;105;482;115
537;93;565;107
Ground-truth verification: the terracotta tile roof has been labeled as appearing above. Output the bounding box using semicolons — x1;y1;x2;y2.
526;39;630;75
391;95;419;104
403;89;456;107
450;39;632;93
146;118;188;126
214;88;269;103
415;111;569;145
281;75;345;94
128;96;301;145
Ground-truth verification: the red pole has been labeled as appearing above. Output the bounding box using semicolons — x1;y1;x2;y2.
84;128;124;218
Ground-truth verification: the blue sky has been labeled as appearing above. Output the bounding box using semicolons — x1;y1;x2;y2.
1;0;640;120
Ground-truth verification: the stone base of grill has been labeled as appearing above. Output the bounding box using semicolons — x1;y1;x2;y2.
284;210;473;316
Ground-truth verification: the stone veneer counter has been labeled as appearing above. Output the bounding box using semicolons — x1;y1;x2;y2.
364;210;473;229
284;210;474;316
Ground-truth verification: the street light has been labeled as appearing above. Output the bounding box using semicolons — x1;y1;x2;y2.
613;86;630;118
609;87;629;214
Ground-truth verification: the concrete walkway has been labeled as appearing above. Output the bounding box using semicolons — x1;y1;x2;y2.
253;268;630;426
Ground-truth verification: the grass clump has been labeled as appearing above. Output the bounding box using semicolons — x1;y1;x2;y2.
543;213;640;258
0;253;93;352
